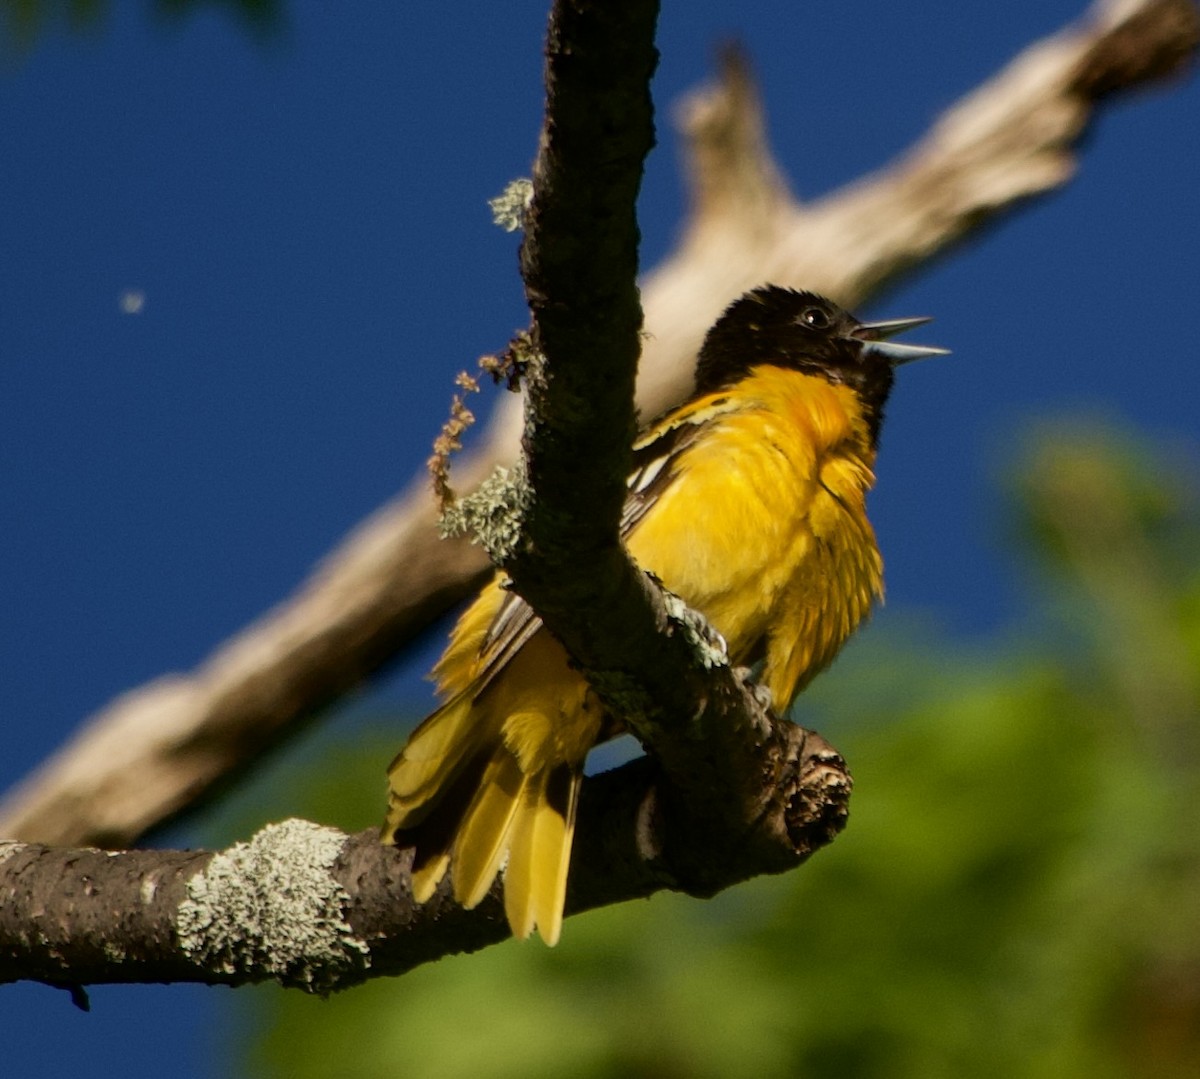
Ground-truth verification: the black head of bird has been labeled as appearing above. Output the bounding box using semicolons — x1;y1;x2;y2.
694;285;949;444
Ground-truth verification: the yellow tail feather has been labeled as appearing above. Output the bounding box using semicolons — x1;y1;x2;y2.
409;852;449;904
385;690;483;815
384;651;594;944
451;747;526;909
504;764;581;947
385;691;497;904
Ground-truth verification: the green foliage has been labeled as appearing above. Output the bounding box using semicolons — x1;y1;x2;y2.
0;0;279;50
1;0;98;47
229;422;1200;1079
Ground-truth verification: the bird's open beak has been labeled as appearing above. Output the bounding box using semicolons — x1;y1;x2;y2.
853;315;950;364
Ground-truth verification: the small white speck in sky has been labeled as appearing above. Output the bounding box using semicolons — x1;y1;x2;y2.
119;289;146;315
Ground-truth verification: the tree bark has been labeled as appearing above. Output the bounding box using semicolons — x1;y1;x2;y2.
0;736;849;991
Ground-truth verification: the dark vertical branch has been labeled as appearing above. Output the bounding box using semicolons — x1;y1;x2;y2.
514;0;660;589
501;0;834;897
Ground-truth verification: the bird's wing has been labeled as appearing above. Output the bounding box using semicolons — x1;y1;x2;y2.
468;584;543;699
622;391;744;533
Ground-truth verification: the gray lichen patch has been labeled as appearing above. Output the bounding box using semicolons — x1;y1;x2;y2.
439;460;532;563
176;819;370;994
0;841;26;864
488;178;533;232
661;590;729;670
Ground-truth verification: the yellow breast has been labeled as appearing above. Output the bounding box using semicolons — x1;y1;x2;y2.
625;365;883;709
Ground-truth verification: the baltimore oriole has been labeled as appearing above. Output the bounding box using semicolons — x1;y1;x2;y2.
383;285;946;944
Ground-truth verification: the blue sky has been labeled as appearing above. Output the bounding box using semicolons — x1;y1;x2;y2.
1;2;1197;1075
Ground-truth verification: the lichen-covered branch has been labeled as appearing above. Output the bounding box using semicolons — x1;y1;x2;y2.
501;0;827;888
0;743;849;991
514;0;657;573
1;0;1195;850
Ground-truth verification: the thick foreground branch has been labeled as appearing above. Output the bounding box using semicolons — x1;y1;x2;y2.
505;0;803;891
0;735;849;991
1;0;1196;849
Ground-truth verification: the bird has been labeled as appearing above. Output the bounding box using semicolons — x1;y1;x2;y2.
382;285;947;945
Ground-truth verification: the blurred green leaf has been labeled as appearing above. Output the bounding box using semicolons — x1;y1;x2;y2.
1;0;281;50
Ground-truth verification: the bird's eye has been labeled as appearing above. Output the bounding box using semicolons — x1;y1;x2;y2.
800;307;830;329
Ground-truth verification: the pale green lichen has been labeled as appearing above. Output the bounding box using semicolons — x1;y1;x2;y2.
661;590;729;670
488;178;533;232
176;819;369;994
586;587;732;728
0;840;25;864
439;460;532;564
